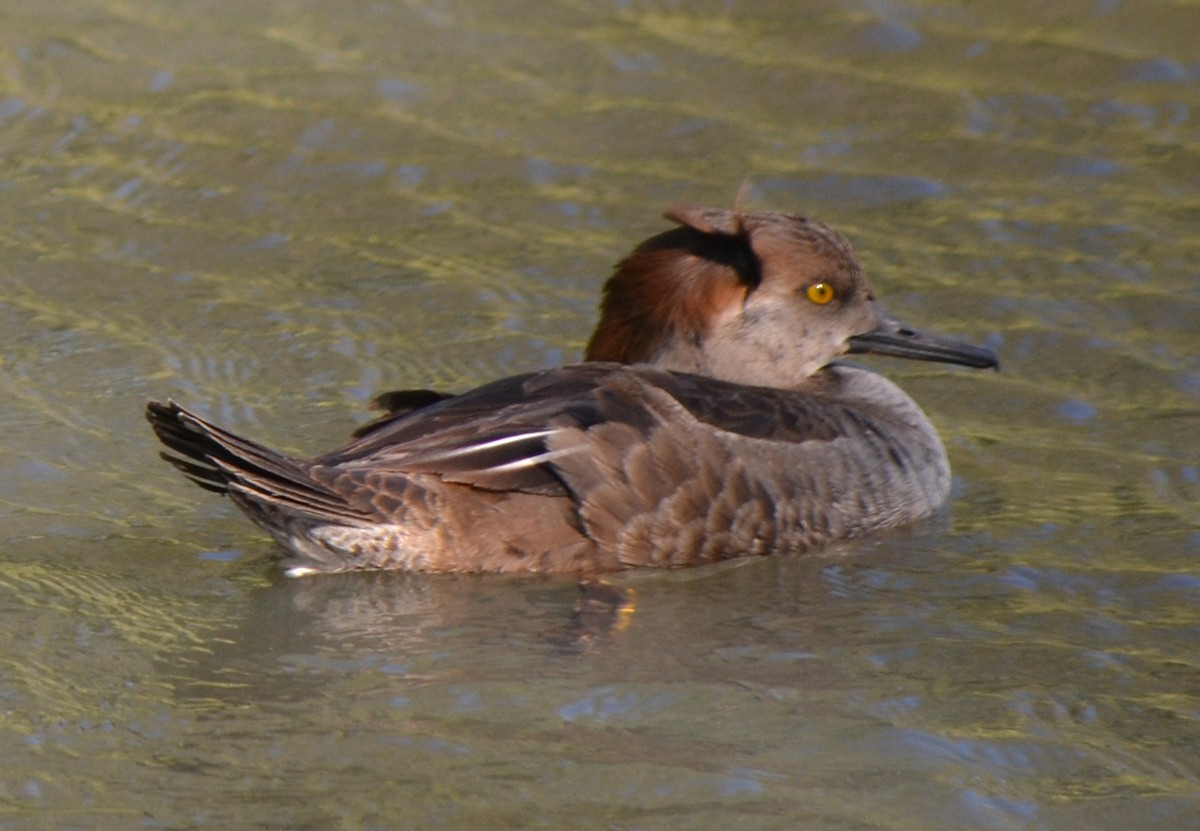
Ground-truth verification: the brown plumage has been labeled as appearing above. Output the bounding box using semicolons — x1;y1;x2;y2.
146;205;997;577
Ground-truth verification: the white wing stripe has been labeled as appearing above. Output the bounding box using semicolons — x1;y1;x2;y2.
419;429;559;461
482;444;586;474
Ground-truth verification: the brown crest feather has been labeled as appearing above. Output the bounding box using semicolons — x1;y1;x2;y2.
585;208;759;364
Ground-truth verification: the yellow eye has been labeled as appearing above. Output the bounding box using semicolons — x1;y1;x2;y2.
806;282;835;305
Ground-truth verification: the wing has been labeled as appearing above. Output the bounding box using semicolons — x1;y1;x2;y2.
317;364;630;495
312;363;850;499
351;389;457;439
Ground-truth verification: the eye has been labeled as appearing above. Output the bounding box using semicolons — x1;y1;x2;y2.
805;282;835;305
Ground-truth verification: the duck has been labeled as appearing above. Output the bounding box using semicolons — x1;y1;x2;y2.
146;205;997;577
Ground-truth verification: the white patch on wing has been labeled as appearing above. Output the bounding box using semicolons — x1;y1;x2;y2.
481;443;588;474
419;429;558;460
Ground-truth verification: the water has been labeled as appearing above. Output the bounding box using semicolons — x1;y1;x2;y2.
1;1;1197;828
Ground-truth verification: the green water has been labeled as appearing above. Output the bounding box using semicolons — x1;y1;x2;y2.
0;1;1197;828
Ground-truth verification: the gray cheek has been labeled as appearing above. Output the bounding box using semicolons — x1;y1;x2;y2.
737;306;808;360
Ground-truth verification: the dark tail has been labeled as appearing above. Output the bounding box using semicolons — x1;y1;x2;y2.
146;399;295;494
145;400;366;524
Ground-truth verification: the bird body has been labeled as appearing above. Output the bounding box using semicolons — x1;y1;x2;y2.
148;206;997;576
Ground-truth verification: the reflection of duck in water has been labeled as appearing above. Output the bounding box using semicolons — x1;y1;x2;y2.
147;205;997;577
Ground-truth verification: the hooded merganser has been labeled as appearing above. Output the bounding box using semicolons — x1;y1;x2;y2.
147;205;997;576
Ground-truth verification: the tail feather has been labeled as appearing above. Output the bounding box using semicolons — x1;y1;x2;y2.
158;452;229;494
146;399;368;525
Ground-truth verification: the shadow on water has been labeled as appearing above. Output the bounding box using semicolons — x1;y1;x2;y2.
165;570;644;705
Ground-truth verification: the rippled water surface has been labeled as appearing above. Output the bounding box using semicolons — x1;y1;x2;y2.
1;1;1197;828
